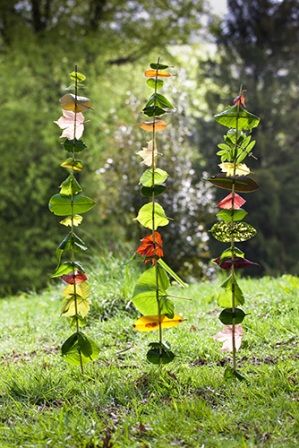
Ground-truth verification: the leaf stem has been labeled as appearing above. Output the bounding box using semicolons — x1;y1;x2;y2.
151;57;163;363
230;86;242;372
71;64;83;374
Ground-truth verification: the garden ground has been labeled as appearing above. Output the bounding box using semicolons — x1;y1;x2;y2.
0;256;298;447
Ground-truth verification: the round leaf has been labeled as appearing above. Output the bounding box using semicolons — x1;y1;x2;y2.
210;221;257;243
216;209;247;222
219;308;246;325
140;168;168;187
141;185;166;197
135;202;169;229
49;194;95;216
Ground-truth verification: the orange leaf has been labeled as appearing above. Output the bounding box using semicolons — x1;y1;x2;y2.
133;315;184;332
144;69;172;78
140;120;167;132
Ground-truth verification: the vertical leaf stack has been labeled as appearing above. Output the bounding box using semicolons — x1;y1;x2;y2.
132;61;186;365
49;67;99;371
209;93;260;379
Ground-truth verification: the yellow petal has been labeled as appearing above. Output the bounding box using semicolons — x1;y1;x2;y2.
63;282;90;300
140;120;167;132
144;69;172;78
133;315;184;332
60;94;92;112
61;296;90;318
219;162;250;177
60;215;83;227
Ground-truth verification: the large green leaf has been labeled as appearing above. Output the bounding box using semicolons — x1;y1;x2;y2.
210;221;257;243
216;209;247;222
132;266;173;315
217;274;245;307
59;175;82;196
61;331;99;366
135;202;169;229
215;105;260;130
219;308;246;325
49;194;95;216
140;168;168;187
207;175;259;192
146;342;175;365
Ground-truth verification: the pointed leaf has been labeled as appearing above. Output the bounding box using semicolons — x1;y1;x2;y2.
215;105;260;130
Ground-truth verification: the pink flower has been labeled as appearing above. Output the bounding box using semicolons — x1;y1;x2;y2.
213;325;244;352
54;110;84;140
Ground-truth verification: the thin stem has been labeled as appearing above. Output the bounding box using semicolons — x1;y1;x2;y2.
151;57;163;362
71;64;83;374
230;86;242;372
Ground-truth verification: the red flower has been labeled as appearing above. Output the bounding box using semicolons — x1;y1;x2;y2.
61;272;87;284
233;94;246;108
217;192;246;210
136;231;164;264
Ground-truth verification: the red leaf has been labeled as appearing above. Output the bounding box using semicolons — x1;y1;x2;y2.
217;192;246;209
213;257;259;270
61;272;87;284
233;94;246;108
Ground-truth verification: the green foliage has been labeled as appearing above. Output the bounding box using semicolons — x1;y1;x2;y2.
209;93;260;377
49;69;99;370
132;61;186;365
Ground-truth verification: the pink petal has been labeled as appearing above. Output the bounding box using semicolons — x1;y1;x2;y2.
213;325;243;352
217;193;246;209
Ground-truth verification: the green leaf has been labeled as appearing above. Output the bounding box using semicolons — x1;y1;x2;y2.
224;366;246;381
146;93;174;110
216;209;247;222
49;194;95;216
217;275;244;307
51;261;84;278
207;175;259;192
63;139;87;153
219;308;246;325
59;175;82;196
215;105;260;130
220;247;244;261
51;262;73;278
143;106;166;117
210;221;257;243
61;158;84;172
132;265;172;315
236;140;256;163
158;259;187;287
150;63;169;70
146;78;164;90
135;202;169;229
61;332;100;366
140;168;168;187
146;342;175;365
141;185;166;197
70;71;86;82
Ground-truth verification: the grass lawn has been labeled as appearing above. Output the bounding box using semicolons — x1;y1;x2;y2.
0;256;298;447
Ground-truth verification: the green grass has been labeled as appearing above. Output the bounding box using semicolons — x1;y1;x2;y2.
0;256;298;448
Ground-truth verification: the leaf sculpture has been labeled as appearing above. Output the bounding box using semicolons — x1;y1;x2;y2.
132;60;186;365
49;67;99;372
209;92;260;380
